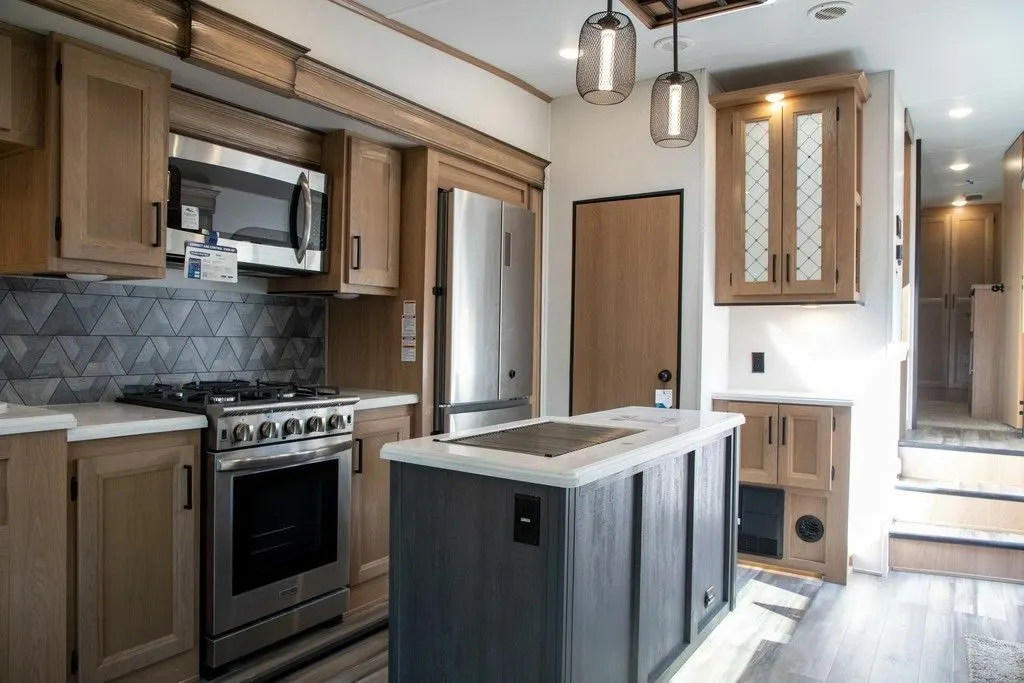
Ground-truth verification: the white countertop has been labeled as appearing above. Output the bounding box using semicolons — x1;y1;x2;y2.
0;404;77;437
711;389;855;407
337;389;418;412
382;406;744;488
49;403;207;442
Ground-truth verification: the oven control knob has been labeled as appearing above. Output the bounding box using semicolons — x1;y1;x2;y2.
258;421;278;440
327;414;342;431
306;416;325;433
233;423;255;443
283;418;302;436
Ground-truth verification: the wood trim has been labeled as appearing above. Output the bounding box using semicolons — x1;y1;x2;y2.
710;71;871;109
326;0;551;103
169;87;323;167
22;0;549;187
528;186;543;418
620;0;769;29
356;405;414;422
437;152;529;206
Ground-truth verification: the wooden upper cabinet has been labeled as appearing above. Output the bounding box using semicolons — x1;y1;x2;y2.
73;433;199;683
346;136;401;289
713;72;869;305
0;25;43;158
724;401;779;485
777;404;833;491
59;41;168;270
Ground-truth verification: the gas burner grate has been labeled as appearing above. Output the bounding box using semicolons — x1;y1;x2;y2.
120;379;346;408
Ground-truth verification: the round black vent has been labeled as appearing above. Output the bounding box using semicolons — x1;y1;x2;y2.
795;515;825;543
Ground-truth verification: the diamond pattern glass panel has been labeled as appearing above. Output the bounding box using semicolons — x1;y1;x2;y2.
743;120;771;283
795;112;824;282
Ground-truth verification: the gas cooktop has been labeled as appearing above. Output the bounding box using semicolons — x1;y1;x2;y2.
119;379;346;411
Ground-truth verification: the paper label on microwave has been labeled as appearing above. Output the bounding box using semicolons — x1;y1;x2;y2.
181;205;201;232
184;241;238;283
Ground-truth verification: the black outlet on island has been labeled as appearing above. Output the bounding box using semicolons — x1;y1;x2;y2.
752;352;765;374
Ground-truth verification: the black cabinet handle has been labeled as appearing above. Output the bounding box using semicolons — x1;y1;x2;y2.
768;416;773;445
351;235;362;270
785;253;791;283
772;254;777;283
153;201;162;247
183;464;193;510
780;417;787;446
353;438;363;474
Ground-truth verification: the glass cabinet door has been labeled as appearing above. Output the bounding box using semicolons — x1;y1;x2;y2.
730;102;783;296
781;94;839;295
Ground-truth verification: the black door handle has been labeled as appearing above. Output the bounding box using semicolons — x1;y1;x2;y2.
658;369;673;383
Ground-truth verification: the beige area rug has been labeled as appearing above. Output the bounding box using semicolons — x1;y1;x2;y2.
917;401;1016;432
966;634;1024;683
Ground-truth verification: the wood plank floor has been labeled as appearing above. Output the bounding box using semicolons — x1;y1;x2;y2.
903;400;1024;454
285;569;1024;682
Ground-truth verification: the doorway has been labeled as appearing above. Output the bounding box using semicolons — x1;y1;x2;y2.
570;191;682;415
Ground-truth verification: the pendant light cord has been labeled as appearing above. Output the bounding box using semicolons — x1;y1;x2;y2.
607;0;613;14
672;0;679;73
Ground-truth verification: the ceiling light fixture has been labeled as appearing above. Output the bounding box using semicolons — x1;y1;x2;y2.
559;47;580;60
952;198;967;207
576;0;636;105
765;92;785;103
949;162;970;172
650;0;699;147
949;107;973;119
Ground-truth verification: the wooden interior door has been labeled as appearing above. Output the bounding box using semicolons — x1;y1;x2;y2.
59;41;168;268
725;401;779;485
949;210;996;388
571;193;681;415
916;212;951;388
781;94;839;296
346;137;402;288
778;404;833;491
728;103;783;296
76;442;196;682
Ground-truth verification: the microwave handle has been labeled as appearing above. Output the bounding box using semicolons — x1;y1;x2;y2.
295;172;312;263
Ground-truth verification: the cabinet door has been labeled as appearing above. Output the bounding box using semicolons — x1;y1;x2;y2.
949;211;995;388
728;102;783;296
77;443;196;682
0;34;11;134
917;212;952;387
350;415;410;592
347;137;401;288
59;41;169;269
726;401;778;485
778;405;833;491
781;94;839;296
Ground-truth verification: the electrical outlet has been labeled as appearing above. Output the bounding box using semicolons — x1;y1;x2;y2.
752;352;765;373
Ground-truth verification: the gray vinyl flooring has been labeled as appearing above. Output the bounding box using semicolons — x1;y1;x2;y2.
903;400;1024;455
286;569;1024;683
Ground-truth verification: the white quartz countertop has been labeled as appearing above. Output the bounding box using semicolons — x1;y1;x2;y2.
49;403;207;442
337;389;418;412
0;404;77;437
382;406;744;488
711;389;855;407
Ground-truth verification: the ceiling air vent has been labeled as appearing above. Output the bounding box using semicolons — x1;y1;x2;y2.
965;193;984;202
808;1;852;22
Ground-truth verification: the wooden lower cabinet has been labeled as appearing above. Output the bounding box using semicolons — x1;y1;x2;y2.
70;431;200;683
723;401;778;485
347;406;411;615
778;404;833;491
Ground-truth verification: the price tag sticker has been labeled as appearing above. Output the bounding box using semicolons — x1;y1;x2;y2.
181;205;201;232
184;241;238;283
655;389;673;409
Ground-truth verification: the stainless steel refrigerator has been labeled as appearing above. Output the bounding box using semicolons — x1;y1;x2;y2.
433;189;536;434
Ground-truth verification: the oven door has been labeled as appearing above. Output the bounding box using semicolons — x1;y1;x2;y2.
207;436;351;636
166;133;328;274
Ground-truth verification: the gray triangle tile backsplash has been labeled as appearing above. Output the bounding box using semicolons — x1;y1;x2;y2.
0;277;325;405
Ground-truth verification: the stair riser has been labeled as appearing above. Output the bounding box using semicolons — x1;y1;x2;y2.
889;537;1024;583
899;447;1024;487
894;489;1024;533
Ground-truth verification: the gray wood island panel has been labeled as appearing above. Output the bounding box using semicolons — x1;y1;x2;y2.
385;408;742;683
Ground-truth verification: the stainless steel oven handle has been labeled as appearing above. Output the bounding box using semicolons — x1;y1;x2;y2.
215;443;349;472
296;171;312;264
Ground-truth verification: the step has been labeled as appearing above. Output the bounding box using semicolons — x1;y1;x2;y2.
899;446;1024;487
889;521;1024;583
895;477;1024;503
893;487;1024;534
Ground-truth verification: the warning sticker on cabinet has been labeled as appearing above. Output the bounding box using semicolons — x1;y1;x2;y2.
401;300;416;363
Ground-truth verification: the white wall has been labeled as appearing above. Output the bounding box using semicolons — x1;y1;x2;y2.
725;72;902;574
204;0;551;159
543;71;719;416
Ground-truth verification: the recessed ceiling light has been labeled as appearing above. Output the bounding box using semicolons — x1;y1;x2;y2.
653;35;695;53
949;107;973;119
559;47;579;60
765;92;785;103
952;198;967;207
949;162;970;172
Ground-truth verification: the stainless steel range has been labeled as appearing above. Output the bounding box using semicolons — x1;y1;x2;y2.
120;380;358;671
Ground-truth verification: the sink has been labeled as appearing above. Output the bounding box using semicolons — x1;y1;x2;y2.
444;421;641;458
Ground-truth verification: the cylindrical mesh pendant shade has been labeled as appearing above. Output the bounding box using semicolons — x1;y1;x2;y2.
576;11;636;105
651;71;699;147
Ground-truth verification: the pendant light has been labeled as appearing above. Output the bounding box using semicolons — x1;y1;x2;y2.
576;0;636;105
650;1;699;147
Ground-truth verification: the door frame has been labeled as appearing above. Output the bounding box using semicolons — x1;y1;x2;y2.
911;139;923;429
569;189;684;415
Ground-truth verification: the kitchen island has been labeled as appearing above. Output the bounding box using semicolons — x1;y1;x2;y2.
383;406;744;683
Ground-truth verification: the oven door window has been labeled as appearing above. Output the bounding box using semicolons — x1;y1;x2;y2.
232;459;339;596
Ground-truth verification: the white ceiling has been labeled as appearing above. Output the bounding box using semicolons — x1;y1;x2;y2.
360;0;1024;207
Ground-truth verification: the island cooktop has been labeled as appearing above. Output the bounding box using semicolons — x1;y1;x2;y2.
442;421;642;458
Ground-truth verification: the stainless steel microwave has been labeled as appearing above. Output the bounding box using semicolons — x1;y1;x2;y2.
166;134;328;275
